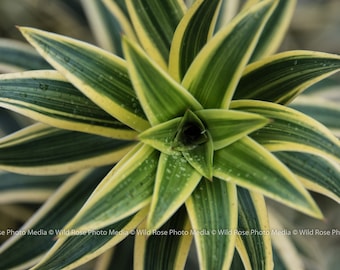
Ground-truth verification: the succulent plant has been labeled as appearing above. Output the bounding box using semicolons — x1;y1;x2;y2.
0;0;339;269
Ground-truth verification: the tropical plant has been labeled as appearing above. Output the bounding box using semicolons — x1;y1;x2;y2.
0;0;339;269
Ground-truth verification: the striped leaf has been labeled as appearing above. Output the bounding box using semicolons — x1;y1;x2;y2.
123;38;202;126
0;38;50;72
126;0;185;69
234;51;340;104
0;70;137;139
231;100;340;162
275;151;340;202
236;188;273;270
250;0;296;62
213;136;322;218
290;96;340;136
81;0;123;55
19;27;149;131
168;0;222;81
147;153;201;230
0;172;67;203
134;206;192;270
185;178;237;270
32;209;148;270
0;123;134;175
66;144;158;232
0;168;110;269
181;0;277;109
196;109;269;150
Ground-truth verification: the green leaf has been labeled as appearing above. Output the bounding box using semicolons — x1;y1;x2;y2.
275;151;340;203
185;178;237;270
169;0;222;81
290;96;340;136
0;172;66;203
236;188;273;270
213;136;322;218
19;27;149;131
81;0;124;55
182;0;277;109
134;206;192;270
234;51;340;104
0;70;137;139
67;144;158;232
0;123;134;175
147;153;201;230
196;109;269;150
0;168;109;269
0;38;50;72
231;100;340;162
32;209;148;270
250;0;296;62
123;38;202;126
126;0;185;69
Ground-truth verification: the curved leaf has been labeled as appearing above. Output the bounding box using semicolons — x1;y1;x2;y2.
236;188;273;270
290;96;340;136
66;144;158;232
0;172;67;203
275;151;340;203
185;178;237;270
182;0;277;109
81;0;123;55
0;168;110;269
134;206;192;270
234;50;340;104
19;27;149;131
213;136;322;218
0;38;50;72
32;209;148;270
0;70;137;139
196;109;269;150
147;153;201;230
123;38;202;126
231;100;340;162
169;0;222;81
126;0;185;69
0;123;134;175
250;0;296;62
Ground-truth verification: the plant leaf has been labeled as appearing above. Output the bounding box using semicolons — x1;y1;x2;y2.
290;95;340;136
185;178;238;270
0;38;50;72
0;172;67;203
147;153;201;230
275;151;340;203
234;51;340;104
123;38;202;126
134;206;192;270
0;70;137;139
126;0;186;69
181;0;277;109
196;109;269;150
213;136;322;218
231;100;340;162
19;27;149;131
0;123;134;175
236;188;273;270
32;209;148;270
0;168;110;269
67;144;158;232
81;0;123;55
250;0;296;62
169;0;222;81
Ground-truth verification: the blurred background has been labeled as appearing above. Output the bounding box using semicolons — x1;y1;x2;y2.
0;1;339;269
